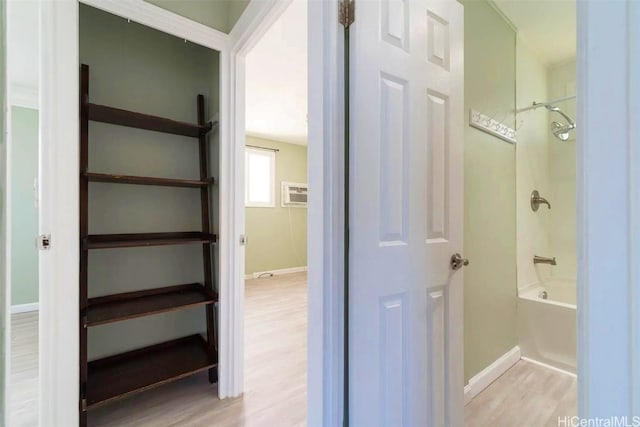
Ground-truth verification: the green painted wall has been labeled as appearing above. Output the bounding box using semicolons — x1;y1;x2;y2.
80;4;220;360
462;0;518;383
144;0;249;34
245;136;307;275
10;107;39;305
228;0;250;30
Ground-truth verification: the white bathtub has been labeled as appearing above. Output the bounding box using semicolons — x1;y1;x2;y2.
518;279;577;374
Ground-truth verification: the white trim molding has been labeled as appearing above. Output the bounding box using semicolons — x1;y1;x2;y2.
39;0;232;424
224;1;345;425
39;0;80;425
229;0;292;54
245;266;307;280
37;0;342;425
464;346;521;405
9;83;39;109
307;1;345;425
520;357;577;379
80;0;229;51
11;303;39;314
577;0;640;418
221;0;290;401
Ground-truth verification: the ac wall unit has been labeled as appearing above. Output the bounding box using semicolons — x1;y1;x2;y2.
281;182;308;207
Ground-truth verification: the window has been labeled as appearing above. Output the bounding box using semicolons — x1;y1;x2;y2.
245;147;275;207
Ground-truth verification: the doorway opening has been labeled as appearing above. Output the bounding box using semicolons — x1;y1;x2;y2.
76;4;222;425
6;0;41;425
462;1;577;424
242;0;309;423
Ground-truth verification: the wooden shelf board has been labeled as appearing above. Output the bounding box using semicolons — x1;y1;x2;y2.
86;335;216;408
87;103;214;137
85;232;217;249
84;172;214;188
86;284;218;327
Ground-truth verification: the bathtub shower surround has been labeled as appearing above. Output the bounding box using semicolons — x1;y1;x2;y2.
516;42;577;373
518;279;576;373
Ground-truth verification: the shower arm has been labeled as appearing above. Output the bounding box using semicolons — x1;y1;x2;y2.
516;95;577;113
546;106;576;128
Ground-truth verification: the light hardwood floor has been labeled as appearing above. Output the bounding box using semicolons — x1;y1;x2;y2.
89;271;307;426
465;360;577;427
10;311;39;427
10;276;577;427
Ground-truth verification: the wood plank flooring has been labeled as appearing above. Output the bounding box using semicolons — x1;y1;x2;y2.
10;311;39;427
465;360;577;427
89;272;307;426
9;275;577;427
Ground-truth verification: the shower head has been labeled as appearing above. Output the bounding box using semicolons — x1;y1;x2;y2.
551;121;572;141
545;105;576;141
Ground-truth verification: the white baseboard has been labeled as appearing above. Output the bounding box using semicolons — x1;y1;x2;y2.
11;303;40;314
520;356;577;378
245;266;308;280
464;345;521;405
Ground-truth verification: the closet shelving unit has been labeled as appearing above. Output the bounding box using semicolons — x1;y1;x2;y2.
79;64;218;423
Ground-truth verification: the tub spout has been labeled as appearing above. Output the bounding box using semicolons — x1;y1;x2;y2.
533;255;556;266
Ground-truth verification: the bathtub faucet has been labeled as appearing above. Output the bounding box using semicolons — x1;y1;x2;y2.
533;255;556;266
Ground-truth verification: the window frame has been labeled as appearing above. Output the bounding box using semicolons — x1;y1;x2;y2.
245;146;276;208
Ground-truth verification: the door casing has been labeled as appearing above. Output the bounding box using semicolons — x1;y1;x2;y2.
33;0;640;424
36;0;344;425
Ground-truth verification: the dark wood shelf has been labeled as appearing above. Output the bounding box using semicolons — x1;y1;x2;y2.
86;284;218;327
86;335;216;408
84;172;214;188
85;232;217;249
80;65;218;424
87;103;214;137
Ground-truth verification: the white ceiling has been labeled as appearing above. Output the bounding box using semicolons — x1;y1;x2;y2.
6;0;572;121
245;0;307;145
493;0;576;66
244;0;573;145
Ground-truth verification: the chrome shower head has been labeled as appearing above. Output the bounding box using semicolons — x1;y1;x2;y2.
551;121;571;141
545;105;576;141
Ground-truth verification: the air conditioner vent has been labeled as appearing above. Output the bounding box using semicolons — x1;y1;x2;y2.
281;182;308;207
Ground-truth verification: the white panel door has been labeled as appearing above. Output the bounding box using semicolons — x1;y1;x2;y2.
349;0;464;425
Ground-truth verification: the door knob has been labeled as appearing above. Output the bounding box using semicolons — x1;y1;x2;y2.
450;253;469;271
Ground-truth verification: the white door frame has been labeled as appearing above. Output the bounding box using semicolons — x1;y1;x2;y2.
38;0;640;424
576;0;640;417
1;3;7;426
38;0;343;425
39;1;230;425
223;0;346;424
306;2;346;424
218;0;294;399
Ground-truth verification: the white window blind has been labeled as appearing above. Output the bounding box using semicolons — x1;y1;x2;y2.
245;147;275;207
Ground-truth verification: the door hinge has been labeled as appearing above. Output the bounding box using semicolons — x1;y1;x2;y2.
240;235;247;246
81;398;87;412
339;0;354;28
37;234;51;250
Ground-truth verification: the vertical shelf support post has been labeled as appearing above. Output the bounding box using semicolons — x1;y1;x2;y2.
79;64;90;427
197;95;218;383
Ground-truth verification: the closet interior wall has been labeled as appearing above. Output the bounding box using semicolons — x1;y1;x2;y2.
80;3;220;361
